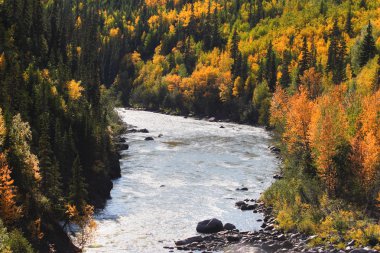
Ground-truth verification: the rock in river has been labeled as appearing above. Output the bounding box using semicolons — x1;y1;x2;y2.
223;223;236;231
145;137;154;141
196;219;223;234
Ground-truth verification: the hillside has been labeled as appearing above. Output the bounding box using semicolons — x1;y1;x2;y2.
0;0;379;252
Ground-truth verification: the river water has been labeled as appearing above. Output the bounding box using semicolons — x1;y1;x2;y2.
86;109;279;252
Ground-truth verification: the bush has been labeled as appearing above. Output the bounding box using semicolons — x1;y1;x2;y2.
7;230;34;253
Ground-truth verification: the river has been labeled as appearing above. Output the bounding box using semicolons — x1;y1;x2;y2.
86;109;279;252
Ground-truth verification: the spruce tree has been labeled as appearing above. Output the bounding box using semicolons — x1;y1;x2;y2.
265;41;277;92
280;50;291;88
345;1;353;38
38;114;62;205
299;36;310;77
230;28;239;78
327;19;346;84
319;0;327;16
69;155;88;209
358;21;377;67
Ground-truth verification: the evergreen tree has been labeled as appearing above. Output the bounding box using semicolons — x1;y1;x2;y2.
69;155;87;209
299;36;310;77
345;1;353;37
358;21;377;67
327;19;346;84
360;0;367;10
230;28;239;78
319;0;327;16
211;7;221;48
38;114;62;205
280;50;291;88
265;41;277;92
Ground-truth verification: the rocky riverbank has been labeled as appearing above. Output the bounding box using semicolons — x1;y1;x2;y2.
169;199;379;253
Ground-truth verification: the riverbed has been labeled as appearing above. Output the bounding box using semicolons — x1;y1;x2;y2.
86;109;279;252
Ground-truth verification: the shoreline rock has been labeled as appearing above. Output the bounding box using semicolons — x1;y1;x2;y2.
169;199;380;253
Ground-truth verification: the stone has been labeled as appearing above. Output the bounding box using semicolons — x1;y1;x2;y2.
196;219;224;234
145;137;154;141
223;223;236;231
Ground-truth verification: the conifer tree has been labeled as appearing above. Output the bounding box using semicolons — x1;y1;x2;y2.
358;21;377;67
265;41;277;92
280;50;291;88
345;1;353;38
230;28;239;78
319;0;327;16
38;114;62;205
327;19;346;84
69;156;88;210
299;36;310;77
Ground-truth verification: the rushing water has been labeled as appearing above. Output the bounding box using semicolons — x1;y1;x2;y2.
86;109;279;253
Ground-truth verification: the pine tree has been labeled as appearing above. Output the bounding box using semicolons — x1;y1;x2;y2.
265;41;277;92
360;0;367;10
345;1;353;38
211;7;221;48
69;155;87;210
358;21;377;67
280;50;291;88
38;114;62;205
327;19;346;84
230;28;239;78
299;36;310;77
319;0;327;16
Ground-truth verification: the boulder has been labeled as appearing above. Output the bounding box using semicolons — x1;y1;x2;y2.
273;174;283;180
235;201;246;207
116;143;129;150
223;223;236;231
145;137;154;141
220;125;225;129
196;219;224;234
236;187;248;191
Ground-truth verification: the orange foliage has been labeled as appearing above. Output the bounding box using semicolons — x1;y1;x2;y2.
270;85;289;130
67;80;84;101
0;153;21;224
308;87;349;194
145;0;167;7
283;86;314;155
0;108;5;147
351;90;380;194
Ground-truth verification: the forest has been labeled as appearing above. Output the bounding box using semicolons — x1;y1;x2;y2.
0;0;379;252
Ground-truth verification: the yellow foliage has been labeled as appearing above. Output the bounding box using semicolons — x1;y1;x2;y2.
75;16;82;29
145;0;167;7
67;80;84;101
66;204;97;250
109;27;120;37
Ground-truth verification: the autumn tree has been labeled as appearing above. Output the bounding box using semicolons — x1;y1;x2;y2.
0;153;21;225
351;90;380;201
308;88;349;196
282;86;314;171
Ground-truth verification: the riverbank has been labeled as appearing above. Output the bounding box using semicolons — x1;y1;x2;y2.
171;197;379;253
